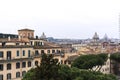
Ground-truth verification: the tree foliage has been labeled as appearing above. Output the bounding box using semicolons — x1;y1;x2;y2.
23;53;60;80
110;52;120;75
35;54;60;80
71;53;108;70
23;53;117;80
59;65;117;80
110;52;120;62
22;68;36;80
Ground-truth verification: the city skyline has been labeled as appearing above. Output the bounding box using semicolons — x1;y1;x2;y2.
0;0;120;39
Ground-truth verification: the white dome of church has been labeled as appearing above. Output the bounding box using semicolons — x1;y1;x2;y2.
40;32;47;40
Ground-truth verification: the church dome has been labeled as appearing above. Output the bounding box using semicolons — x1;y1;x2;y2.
92;32;99;40
40;32;47;39
103;34;109;42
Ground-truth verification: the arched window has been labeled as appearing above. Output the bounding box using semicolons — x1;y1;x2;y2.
35;50;39;56
7;73;11;80
28;61;31;67
52;50;55;53
0;75;3;80
47;50;50;54
16;62;20;69
22;62;26;68
16;72;20;78
22;71;26;77
7;63;11;70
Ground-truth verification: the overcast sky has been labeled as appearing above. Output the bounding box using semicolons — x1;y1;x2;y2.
0;0;120;39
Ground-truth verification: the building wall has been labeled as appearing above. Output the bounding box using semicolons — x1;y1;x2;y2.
18;30;34;38
0;29;77;80
0;47;34;80
0;46;64;80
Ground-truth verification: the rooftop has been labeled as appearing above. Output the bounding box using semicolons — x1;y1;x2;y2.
18;28;34;31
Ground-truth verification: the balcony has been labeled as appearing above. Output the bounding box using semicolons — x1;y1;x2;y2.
0;57;33;63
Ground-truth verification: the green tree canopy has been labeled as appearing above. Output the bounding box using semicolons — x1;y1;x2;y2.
22;68;36;80
59;65;117;80
23;53;60;80
110;52;120;62
71;53;108;70
110;52;120;75
23;53;117;80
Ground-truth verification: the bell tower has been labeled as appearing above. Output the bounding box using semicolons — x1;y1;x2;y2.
18;28;34;39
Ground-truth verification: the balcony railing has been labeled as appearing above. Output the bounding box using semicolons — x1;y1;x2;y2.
0;53;65;62
0;57;33;62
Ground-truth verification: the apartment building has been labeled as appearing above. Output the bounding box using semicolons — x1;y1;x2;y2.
0;29;63;80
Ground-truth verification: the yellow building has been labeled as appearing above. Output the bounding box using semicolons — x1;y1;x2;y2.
0;29;65;80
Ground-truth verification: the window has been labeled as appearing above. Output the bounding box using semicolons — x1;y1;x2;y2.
28;61;31;67
41;50;44;54
30;41;33;45
35;61;38;66
35;50;39;56
38;42;43;46
41;42;44;46
64;60;67;64
22;71;26;77
47;50;50;54
0;64;3;71
34;42;37;46
16;72;20;78
35;42;41;46
68;61;71;64
7;63;11;70
16;50;19;57
2;42;6;46
16;62;20;69
22;62;26;68
16;43;19;45
52;50;55;53
28;50;31;57
7;51;11;60
0;75;3;80
22;50;25;56
7;73;11;80
38;42;40;46
25;43;27;45
0;51;3;58
57;50;60;53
